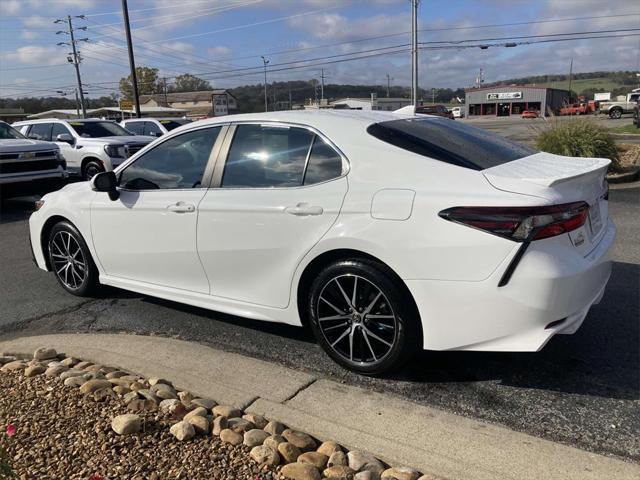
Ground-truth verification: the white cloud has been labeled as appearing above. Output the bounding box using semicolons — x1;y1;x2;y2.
3;46;62;66
0;0;21;15
20;31;40;40
208;46;231;56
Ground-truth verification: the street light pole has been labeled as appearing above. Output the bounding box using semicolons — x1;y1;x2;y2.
411;0;420;107
386;73;392;97
121;0;141;118
261;56;269;112
59;16;87;118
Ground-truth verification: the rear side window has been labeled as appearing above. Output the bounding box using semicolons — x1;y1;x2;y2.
124;122;145;135
27;123;52;141
145;122;163;137
222;124;314;188
367;118;536;170
303;136;344;185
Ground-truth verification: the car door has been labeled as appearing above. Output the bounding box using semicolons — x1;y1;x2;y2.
197;122;348;308
91;125;225;293
51;123;80;172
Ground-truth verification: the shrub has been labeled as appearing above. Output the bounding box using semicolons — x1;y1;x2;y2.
536;120;620;171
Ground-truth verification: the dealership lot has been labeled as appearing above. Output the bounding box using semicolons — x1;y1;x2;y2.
0;182;638;463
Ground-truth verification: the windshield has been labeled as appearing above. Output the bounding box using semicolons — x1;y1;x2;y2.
159;119;192;131
68;121;131;138
0;122;26;140
367;117;536;170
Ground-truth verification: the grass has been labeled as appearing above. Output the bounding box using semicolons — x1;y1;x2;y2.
536;120;621;170
610;123;640;134
532;77;623;93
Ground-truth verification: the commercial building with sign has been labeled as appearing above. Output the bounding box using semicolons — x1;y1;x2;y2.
464;86;571;117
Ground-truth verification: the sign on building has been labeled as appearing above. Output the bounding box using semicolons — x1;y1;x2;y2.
486;92;522;100
120;100;133;110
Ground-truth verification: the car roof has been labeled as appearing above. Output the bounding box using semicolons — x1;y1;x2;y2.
122;117;190;122
14;118;112;125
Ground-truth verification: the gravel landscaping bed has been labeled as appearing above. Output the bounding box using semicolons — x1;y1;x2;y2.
0;348;440;480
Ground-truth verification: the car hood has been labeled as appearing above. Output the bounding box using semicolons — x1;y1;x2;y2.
79;135;154;146
0;138;58;153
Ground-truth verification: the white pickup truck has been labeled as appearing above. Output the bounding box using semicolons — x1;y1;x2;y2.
13;118;154;180
0;121;67;198
598;90;640;119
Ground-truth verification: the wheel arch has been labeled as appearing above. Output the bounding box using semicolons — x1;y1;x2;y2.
40;215;76;271
81;156;104;175
296;248;421;332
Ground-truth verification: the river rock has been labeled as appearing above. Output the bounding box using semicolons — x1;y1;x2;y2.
33;347;57;361
64;375;90;387
1;360;26;372
212;405;242;418
113;385;131;396
318;440;342;457
25;365;46;377
242;413;268;429
79;379;112;395
45;365;68;377
250;445;280;466
298;451;329;469
280;462;321;480
186;414;210;434
111;414;141;435
212;416;228;436
60;357;79;367
324;465;357;478
105;370;127;379
191;398;217;410
228;417;254;433
283;429;317;452
264;420;286;435
184;406;207;420
328;450;348;467
149;377;171;386
243;429;269;447
381;468;420;480
219;428;243;445
0;356;17;365
278;442;302;464
264;434;286;451
170;420;195;441
348;451;385;475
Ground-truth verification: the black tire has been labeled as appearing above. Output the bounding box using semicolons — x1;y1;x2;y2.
47;221;99;296
609;108;622;119
82;160;104;181
307;259;422;375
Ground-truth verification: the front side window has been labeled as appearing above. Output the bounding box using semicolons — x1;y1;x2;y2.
367;117;536;170
221;124;314;188
68;121;131;138
145;122;163;137
119;127;221;190
124;122;145;135
0;122;25;139
51;123;71;139
27;123;52;141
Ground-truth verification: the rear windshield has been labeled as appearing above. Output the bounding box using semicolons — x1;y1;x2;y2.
159;119;192;131
367;117;536;170
68;121;130;138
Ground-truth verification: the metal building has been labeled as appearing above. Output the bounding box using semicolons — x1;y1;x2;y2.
464;86;571;117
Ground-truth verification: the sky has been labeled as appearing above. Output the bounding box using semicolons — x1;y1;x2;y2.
0;0;639;99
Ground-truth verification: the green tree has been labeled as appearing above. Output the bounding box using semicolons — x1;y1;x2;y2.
170;74;212;93
119;67;161;100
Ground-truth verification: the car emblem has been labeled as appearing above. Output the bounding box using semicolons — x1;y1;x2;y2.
19;152;35;160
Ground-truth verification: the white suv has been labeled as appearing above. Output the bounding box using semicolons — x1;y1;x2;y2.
121;117;192;137
13;118;154;180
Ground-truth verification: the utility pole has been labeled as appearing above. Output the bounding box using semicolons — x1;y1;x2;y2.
55;16;87;118
320;68;326;102
261;56;269;112
431;87;435;104
386;74;393;97
162;77;168;106
273;84;277;111
411;0;420;106
121;0;141;118
288;82;292;110
568;57;574;103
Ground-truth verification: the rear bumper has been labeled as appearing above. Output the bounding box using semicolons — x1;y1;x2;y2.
408;219;616;351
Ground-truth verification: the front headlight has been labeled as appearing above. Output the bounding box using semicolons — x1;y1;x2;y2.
104;145;126;158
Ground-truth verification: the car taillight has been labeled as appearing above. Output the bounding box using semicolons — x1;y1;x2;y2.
439;202;589;242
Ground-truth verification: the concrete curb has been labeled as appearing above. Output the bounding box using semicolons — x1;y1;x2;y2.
1;333;638;480
607;166;640;184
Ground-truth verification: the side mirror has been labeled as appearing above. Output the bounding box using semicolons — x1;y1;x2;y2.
55;133;74;145
91;171;120;201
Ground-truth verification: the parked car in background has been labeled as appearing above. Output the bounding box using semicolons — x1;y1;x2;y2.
559;103;586;116
0;121;66;198
121;117;192;137
450;107;464;119
13;119;155;180
415;104;454;119
521;110;539;119
29;110;614;374
598;90;640;119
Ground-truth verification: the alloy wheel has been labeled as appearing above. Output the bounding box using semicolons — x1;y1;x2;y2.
316;274;398;365
50;230;87;290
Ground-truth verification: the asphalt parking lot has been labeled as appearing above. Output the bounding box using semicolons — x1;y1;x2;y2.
0;183;638;463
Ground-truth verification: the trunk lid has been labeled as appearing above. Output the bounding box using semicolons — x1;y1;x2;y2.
483;152;611;255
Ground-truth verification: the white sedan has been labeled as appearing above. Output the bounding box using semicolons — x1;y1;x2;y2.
28;110;615;374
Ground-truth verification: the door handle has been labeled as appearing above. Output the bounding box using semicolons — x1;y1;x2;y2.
167;201;195;213
285;202;323;216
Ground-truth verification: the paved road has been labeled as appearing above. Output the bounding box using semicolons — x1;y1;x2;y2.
0;185;638;463
461;115;639;145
